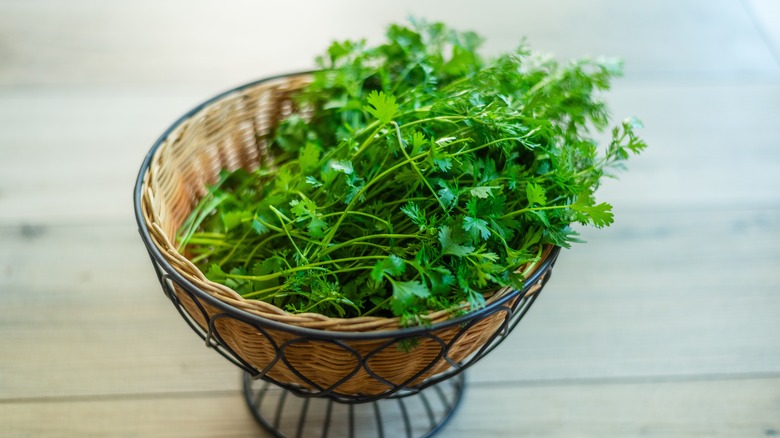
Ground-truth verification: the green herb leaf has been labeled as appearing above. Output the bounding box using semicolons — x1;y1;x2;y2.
371;254;407;281
391;280;430;315
222;210;250;232
298;142;322;173
329;159;354;175
463;216;491;241
364;90;399;124
251;217;270;235
572;201;614;228
525;183;547;206
469;186;497;199
439;225;474;257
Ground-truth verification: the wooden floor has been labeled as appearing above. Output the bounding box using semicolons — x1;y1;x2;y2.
2;1;779;436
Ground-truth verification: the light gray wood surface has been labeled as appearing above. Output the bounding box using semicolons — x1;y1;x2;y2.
1;1;779;436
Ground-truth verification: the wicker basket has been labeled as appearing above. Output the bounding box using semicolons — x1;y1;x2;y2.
135;73;560;399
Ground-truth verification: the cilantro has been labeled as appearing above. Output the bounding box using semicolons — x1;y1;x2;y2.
391;280;430;316
463;216;491;241
364;90;399;124
525;183;547;207
177;19;645;322
371;254;407;281
439;225;474;257
572;201;615;228
251;217;270;235
298;142;322;173
469;186;497;199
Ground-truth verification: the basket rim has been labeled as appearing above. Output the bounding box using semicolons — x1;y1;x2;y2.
133;72;561;341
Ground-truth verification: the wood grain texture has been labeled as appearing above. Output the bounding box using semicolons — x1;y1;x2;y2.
0;0;776;89
0;89;205;224
2;377;778;437
447;377;780;437
479;206;780;381
0;223;239;399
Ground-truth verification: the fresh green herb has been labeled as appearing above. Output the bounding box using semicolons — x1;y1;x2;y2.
178;19;645;322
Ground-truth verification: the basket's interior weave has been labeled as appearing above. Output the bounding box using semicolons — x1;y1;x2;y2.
139;74;554;395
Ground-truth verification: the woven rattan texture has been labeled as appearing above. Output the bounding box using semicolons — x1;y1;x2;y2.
140;74;554;395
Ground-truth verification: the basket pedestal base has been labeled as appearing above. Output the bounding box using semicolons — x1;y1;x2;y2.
243;373;465;438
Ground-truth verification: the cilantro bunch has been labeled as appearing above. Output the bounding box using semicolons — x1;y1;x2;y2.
178;20;645;324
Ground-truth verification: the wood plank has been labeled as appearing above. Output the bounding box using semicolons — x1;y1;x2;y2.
0;223;241;399
0;392;262;438
0;0;776;89
447;377;780;437
1;206;778;399
0;88;208;224
475;206;780;380
2;377;778;437
595;81;780;208
2;82;780;224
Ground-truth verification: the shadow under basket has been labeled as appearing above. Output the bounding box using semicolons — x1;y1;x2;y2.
133;72;561;407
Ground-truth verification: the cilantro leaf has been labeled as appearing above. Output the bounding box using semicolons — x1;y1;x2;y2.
222;210;250;231
251;217;270;235
436;180;457;211
206;264;227;282
371;254;407;281
401;202;427;231
364;90;399;124
463;216;491;241
391;280;430;315
525;183;547;206
426;266;456;294
305;176;323;188
329;159;354;175
469;186;497;199
438;225;474;257
572;201;614;228
308;216;328;238
410;131;427;154
298;142;322;173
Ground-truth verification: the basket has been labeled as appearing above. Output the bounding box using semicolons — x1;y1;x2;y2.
134;72;561;401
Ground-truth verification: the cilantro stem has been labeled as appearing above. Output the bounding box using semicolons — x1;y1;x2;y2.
252;217;324;246
219;228;252;265
185;237;232;247
320;210;390;228
391;121;445;210
316;152;429;253
351;123;386;160
177;192;228;250
382;197;429;207
362;296;392;317
399;115;464;129
241;285;285;299
499;204;572;220
226;257;382;283
242;233;289;268
449;136;530;158
269;205;306;261
308;255;386;266
225;266;329;282
190;249;218;264
319;233;424;257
